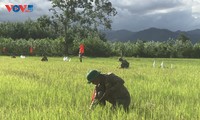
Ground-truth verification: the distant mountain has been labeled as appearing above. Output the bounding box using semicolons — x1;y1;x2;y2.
105;29;135;41
105;27;200;43
186;29;200;43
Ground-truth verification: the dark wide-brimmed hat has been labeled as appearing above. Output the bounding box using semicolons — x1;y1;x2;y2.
86;70;100;84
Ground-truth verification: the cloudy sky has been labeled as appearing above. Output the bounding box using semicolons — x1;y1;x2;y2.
0;0;200;32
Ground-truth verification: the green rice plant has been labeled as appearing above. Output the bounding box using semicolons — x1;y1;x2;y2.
0;56;199;119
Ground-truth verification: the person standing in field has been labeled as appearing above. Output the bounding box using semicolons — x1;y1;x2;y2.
29;46;33;55
118;57;129;68
87;70;131;112
79;44;84;62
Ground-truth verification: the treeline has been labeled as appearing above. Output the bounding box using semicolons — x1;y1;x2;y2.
1;37;200;58
0;16;106;41
0;16;59;40
0;16;200;58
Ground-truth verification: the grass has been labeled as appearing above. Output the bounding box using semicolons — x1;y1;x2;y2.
0;56;200;119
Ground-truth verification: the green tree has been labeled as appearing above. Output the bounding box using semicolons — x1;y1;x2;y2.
134;40;145;57
36;15;59;39
193;42;200;58
49;0;117;55
37;15;52;29
177;32;190;42
173;40;193;58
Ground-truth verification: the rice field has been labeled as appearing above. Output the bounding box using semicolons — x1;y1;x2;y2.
0;56;200;120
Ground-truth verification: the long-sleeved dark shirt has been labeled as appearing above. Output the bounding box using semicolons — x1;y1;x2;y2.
120;60;129;68
94;73;130;106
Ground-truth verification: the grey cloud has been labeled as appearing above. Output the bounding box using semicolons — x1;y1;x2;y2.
112;7;200;32
111;0;184;15
109;0;200;31
1;0;200;32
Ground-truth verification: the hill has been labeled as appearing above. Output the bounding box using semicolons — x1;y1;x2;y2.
105;27;200;43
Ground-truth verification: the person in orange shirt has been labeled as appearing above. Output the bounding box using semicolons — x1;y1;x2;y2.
29;47;33;55
79;44;84;62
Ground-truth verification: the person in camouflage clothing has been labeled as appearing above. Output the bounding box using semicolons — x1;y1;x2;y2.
87;70;131;111
119;57;129;68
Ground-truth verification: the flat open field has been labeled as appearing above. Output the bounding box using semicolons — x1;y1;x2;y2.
0;56;200;120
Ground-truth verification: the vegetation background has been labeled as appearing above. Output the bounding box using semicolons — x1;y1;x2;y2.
0;34;200;58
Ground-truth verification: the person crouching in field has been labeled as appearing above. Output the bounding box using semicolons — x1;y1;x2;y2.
119;57;129;68
87;70;131;112
11;54;16;58
41;55;48;61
